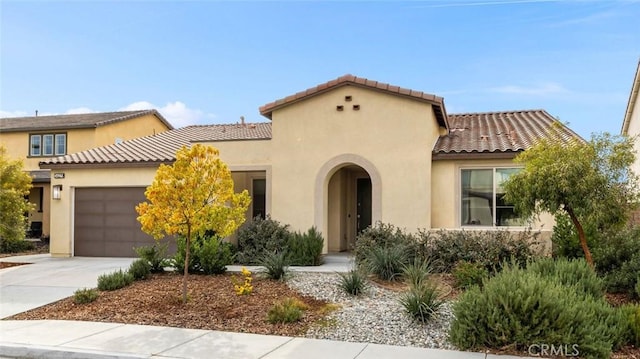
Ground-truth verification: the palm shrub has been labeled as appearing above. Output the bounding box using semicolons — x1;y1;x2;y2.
260;250;289;280
402;258;432;288
134;243;168;273
363;245;409;281
338;269;368;296
97;269;134;291
399;281;444;323
236;216;292;265
287;226;324;266
449;262;629;359
128;258;151;280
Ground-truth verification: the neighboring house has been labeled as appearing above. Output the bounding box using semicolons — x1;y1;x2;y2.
622;58;640;175
0;110;174;238
40;75;580;258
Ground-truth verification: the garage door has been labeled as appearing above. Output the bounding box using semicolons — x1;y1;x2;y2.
74;187;157;257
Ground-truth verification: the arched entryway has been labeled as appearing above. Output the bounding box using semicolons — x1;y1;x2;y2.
315;154;382;253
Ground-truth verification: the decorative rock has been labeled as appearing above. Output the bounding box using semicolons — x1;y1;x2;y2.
287;272;455;349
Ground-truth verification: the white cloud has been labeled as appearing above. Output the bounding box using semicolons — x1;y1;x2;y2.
120;101;215;128
65;107;95;114
489;82;569;96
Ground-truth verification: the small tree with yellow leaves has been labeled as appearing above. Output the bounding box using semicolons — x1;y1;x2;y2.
0;145;34;247
136;144;251;303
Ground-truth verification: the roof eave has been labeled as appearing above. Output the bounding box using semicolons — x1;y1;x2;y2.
431;151;520;161
622;58;640;135
39;160;174;170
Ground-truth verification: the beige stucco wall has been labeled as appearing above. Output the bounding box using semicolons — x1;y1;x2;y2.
625;90;640;176
269;85;442;251
431;158;555;232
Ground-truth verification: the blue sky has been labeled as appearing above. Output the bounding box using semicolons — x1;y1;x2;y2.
1;0;639;138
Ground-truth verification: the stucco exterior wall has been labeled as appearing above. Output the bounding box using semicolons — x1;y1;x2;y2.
626;91;640;176
269;85;442;248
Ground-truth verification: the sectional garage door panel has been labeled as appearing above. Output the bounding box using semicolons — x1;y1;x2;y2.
74;187;157;257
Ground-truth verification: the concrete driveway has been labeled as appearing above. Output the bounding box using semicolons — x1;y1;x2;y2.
0;254;135;318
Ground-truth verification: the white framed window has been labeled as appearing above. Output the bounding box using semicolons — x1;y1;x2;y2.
29;133;67;157
30;135;41;156
460;167;524;227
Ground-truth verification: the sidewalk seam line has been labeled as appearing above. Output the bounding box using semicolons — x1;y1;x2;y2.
57;321;127;346
152;330;211;356
258;336;295;358
353;343;368;358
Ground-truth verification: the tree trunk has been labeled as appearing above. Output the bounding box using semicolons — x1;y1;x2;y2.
565;206;594;268
183;226;190;304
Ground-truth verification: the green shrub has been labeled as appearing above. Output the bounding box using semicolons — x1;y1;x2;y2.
402;259;432;289
593;227;640;296
550;212;599;259
636;278;640;298
197;236;234;275
0;239;35;253
128;258;151;280
527;257;603;299
363;245;409;281
287;227;324;266
450;263;628;359
626;304;640;347
267;297;307;323
134;243;168;273
452;261;488;289
417;229;539;273
353;222;418;264
73;288;99;304
97;269;134;291
260;251;289;281
337;269;368;296
399;281;444;323
171;236;201;273
236;216;292;265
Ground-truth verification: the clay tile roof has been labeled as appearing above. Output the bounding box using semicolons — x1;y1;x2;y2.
433;109;582;158
259;74;448;129
39;122;271;168
0;110;174;132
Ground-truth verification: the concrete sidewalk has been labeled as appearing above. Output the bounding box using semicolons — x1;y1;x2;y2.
0;320;522;359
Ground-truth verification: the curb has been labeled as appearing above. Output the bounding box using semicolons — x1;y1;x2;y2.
0;343;148;359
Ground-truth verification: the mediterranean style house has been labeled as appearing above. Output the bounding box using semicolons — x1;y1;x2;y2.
39;75;580;257
0;110;173;238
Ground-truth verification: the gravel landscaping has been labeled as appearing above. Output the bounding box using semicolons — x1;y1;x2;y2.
286;272;455;349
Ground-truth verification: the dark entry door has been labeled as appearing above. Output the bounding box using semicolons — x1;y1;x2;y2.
356;178;372;233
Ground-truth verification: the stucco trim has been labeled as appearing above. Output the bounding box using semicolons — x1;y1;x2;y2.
314;154;382;247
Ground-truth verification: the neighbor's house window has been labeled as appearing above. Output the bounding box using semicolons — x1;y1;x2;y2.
29;133;66;156
461;168;524;227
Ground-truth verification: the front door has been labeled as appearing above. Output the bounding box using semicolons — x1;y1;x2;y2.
356;178;372;233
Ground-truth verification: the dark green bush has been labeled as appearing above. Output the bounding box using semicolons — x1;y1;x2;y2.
287;227;324;266
353;222;418;264
73;288;99;304
452;261;488;289
527;257;603;299
97;269;134;291
267;297;306;324
134;243;168;273
171;236;201;273
337;269;368;296
363;245;409;281
236;216;292;265
550;212;599;259
417;229;540;273
593;227;640;296
626;304;640;346
0;238;35;253
260;251;289;280
197;236;234;275
450;263;628;359
128;258;151;280
399;281;444;323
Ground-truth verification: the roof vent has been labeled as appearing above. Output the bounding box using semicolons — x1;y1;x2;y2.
337;105;344;111
345;95;352;102
353;105;360;111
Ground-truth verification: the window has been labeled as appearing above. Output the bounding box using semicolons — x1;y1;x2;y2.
29;133;66;156
461;168;524;227
252;178;266;219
